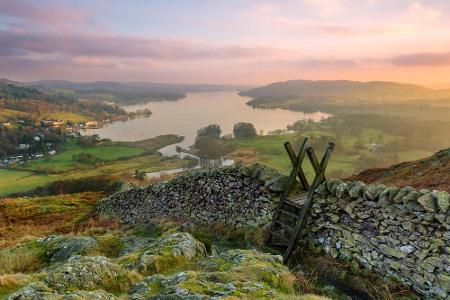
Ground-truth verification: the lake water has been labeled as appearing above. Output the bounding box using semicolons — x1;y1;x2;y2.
86;91;330;155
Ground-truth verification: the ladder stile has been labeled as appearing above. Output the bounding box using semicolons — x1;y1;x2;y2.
282;142;334;263
265;139;334;264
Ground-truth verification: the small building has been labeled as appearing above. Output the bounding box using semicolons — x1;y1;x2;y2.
85;120;98;127
18;144;30;150
368;143;382;153
48;150;56;155
34;136;41;142
2;122;11;126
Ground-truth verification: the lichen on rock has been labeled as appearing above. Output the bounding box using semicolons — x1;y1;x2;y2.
37;235;98;263
135;232;207;274
130;249;296;299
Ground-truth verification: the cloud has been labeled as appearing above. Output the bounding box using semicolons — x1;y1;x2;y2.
403;2;441;22
391;52;450;66
303;0;346;16
0;0;92;25
0;29;287;60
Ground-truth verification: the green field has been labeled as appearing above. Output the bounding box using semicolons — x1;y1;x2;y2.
226;133;432;179
0;155;191;196
227;134;358;178
44;112;91;122
21;142;145;173
0;109;29;122
0;135;188;196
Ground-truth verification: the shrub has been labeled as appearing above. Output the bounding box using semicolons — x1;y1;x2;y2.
233;122;257;138
197;124;221;139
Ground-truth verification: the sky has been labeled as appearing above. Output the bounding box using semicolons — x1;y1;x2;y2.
1;0;450;85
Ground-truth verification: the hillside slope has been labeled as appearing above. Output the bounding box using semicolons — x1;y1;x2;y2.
349;148;450;192
0;80;126;122
241;79;450;103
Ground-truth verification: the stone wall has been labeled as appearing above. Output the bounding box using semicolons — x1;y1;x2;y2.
305;179;450;299
95;163;286;227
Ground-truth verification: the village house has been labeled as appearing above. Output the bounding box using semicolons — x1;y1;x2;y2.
85;120;98;127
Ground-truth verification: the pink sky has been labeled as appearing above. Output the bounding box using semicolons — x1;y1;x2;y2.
1;0;450;85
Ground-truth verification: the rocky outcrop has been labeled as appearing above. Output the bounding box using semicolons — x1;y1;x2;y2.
129;249;294;299
8;255;140;299
95;163;286;227
8;230;299;299
37;235;98;263
135;232;207;274
304;179;450;299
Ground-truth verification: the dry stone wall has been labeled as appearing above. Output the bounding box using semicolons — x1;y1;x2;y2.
305;179;450;299
95;163;286;227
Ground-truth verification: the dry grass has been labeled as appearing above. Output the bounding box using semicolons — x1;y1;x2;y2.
0;246;44;274
0;192;105;249
0;274;31;298
225;148;258;165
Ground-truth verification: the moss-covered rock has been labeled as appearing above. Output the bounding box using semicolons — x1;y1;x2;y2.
130;249;297;299
38;235;98;263
135;232;207;274
45;255;141;292
7;281;118;300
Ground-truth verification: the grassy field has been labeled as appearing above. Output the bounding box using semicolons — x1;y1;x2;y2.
0;135;189;196
44;112;90;122
0;156;192;196
0;192;105;248
21;141;145;173
0;109;28;122
226;133;432;179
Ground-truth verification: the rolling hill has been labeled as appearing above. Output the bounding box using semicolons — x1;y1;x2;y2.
0;79;126;122
28;80;251;104
241;80;450;103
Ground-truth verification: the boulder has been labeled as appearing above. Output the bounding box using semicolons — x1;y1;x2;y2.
38;235;97;263
7;282;118;300
45;255;140;292
135;232;207;274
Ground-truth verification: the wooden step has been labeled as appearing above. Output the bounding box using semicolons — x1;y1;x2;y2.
286;192;308;205
279;209;300;220
274;219;294;231
269;242;288;248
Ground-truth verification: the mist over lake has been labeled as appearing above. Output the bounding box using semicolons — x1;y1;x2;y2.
85;91;330;152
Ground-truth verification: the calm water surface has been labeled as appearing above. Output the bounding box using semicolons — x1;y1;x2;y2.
86;91;329;155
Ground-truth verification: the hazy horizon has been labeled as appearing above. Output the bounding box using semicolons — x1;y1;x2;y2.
1;0;450;85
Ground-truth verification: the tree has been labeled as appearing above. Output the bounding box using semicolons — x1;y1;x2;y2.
194;136;226;159
233;122;257;138
197;124;221;139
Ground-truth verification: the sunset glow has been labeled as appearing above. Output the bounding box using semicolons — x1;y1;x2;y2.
1;0;450;84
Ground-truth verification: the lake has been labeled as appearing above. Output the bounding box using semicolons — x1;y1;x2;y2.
86;91;330;155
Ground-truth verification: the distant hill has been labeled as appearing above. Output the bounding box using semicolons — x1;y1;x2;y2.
28;80;251;104
349;148;450;192
241;80;450;103
0;80;126;122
